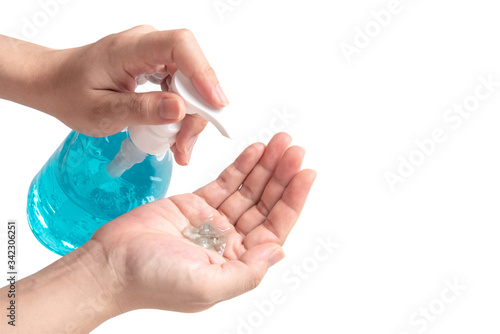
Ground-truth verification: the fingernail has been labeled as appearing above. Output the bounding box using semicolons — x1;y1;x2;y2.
215;84;230;106
268;248;285;267
159;98;181;120
183;135;198;154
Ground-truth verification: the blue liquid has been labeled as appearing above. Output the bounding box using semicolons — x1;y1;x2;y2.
27;130;172;255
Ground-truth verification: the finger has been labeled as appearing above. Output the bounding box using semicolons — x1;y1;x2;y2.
208;243;285;302
170;144;188;166
128;29;229;108
166;63;178;76
120;24;158;35
243;169;317;249
145;67;168;85
175;113;208;155
217;133;292;225
171;133;199;166
99;90;186;129
162;63;178;90
234;146;305;236
194;142;265;208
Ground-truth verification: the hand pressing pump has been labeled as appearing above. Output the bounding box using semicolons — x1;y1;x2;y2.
27;71;231;255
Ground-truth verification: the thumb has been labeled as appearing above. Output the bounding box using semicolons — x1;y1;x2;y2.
214;244;285;302
239;243;286;270
107;91;186;127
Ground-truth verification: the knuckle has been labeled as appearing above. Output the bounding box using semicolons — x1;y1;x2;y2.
88;106;119;137
103;34;130;55
131;94;152;122
216;169;232;190
191;63;216;85
102;25;157;55
200;63;215;76
171;29;216;79
188;115;209;132
88;103;106;125
198;117;209;128
239;184;257;202
133;24;156;32
109;97;129;121
190;62;215;81
174;28;195;42
256;199;271;217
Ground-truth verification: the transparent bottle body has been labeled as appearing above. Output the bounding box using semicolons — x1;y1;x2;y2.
27;130;172;255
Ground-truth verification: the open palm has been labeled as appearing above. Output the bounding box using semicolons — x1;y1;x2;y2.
92;133;316;312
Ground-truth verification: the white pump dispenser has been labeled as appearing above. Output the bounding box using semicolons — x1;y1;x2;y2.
106;71;231;178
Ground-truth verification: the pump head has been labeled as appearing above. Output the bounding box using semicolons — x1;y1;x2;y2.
170;71;231;139
128;71;232;156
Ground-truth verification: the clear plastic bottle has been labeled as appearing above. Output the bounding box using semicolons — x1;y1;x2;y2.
27;130;172;255
26;71;231;256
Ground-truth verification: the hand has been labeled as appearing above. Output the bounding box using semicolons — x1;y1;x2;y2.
92;133;316;312
0;133;315;333
0;26;228;165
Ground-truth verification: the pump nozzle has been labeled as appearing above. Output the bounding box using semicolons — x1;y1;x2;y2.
128;71;232;156
107;71;232;177
169;71;232;139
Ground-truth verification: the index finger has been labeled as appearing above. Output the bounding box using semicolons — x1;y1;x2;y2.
128;29;229;108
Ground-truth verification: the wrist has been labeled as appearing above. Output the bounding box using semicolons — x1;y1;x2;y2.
20;46;76;120
0;35;54;109
0;34;85;125
62;239;129;329
0;240;127;333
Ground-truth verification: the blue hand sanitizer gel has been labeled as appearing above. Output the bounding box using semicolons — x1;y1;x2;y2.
27;131;172;255
27;71;232;256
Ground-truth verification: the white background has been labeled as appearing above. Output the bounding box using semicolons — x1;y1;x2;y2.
1;0;500;333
